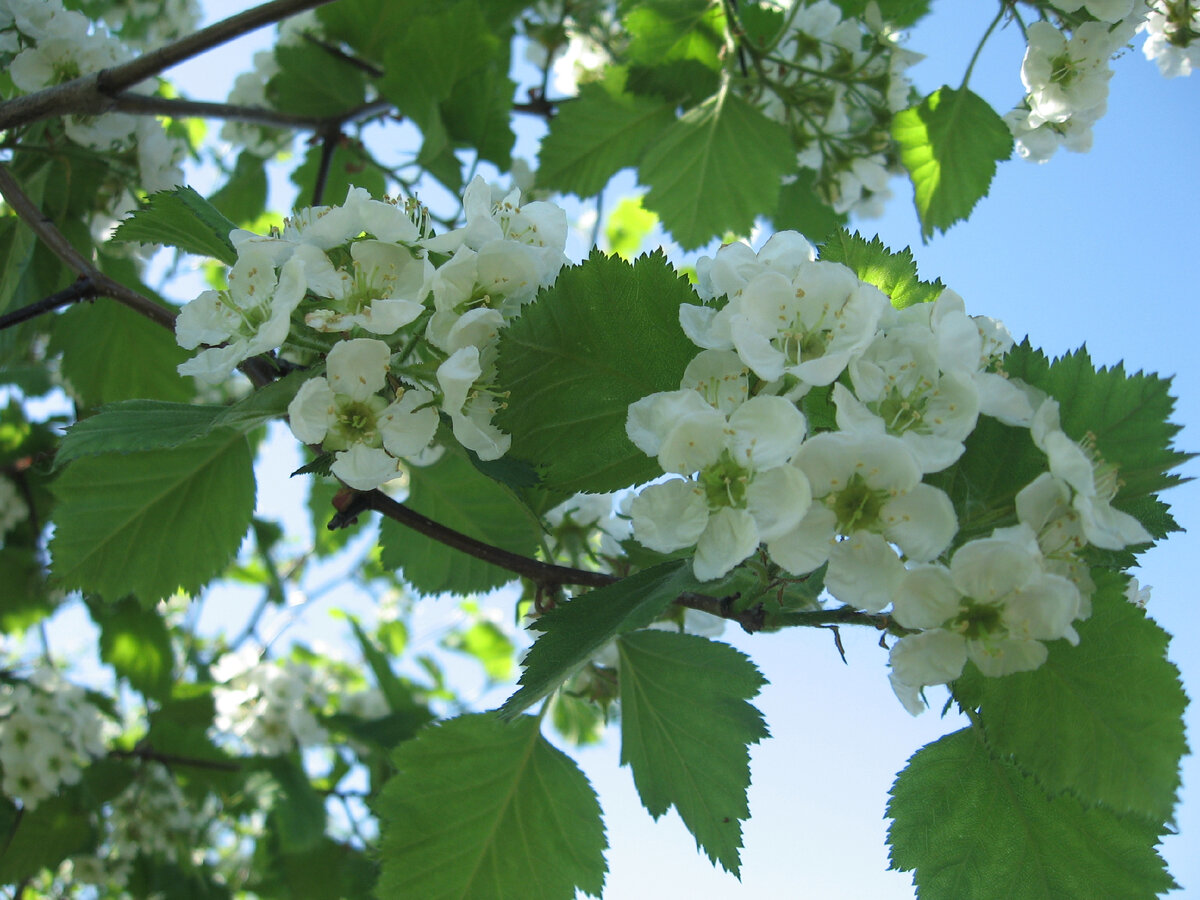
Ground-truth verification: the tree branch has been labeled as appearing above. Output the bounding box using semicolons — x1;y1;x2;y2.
109;93;393;131
0;164;175;331
0;277;96;331
0;0;337;133
110;747;241;772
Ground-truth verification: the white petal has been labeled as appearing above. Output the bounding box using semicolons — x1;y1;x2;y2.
379;389;439;458
694;507;759;581
745;464;812;541
626;389;714;458
889;630;968;688
630;480;709;553
727;395;807;470
438;347;482;413
287;377;337;444
657;407;726;473
331;444;400;491
881;483;957;562
892;565;960;629
327;338;391;401
966;637;1047;678
825;531;905;612
766;504;838;575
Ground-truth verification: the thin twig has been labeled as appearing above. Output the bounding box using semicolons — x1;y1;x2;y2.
110;747;241;772
0;277;95;330
0;0;337;133
0;165;175;330
109;93;393;131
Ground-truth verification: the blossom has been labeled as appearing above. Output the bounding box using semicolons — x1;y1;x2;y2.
301;239;431;335
1021;22;1115;126
1140;1;1200;77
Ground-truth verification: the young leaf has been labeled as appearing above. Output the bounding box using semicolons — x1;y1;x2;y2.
499;561;700;718
819;230;944;308
495;249;700;495
887;727;1176;899
641;89;796;249
377;449;541;595
56;401;229;468
617;630;768;874
538;81;675;198
892;86;1012;239
952;573;1187;825
111;186;239;264
377;713;607;900
50;429;256;605
605;195;659;260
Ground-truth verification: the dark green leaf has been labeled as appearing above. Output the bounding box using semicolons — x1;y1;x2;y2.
209;151;269;225
617;630;768;874
50;429;256;604
259;756;327;853
268;43;366;118
290;137;387;208
0;791;96;882
538;81;675;198
892;86;1012;239
499;561;699;718
832;0;931;26
953;573;1187;824
625;60;721;105
819;230;944;308
771;169;846;245
641;89;795;249
378;450;541;595
94;596;175;700
112;186;239;264
495;250;700;494
57;401;229;467
0;547;53;633
0;162;49;316
887;727;1176;899
377;713;607;899
625;0;725;69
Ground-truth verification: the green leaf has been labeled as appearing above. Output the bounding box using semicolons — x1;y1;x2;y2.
625;0;725;69
605;195;659;259
443;618;516;682
495;250;700;494
819;230;944;309
50;429;256;604
952;573;1187;824
50;301;193;407
377;450;541;595
0;547;53;633
887;727;1176;899
215;369;309;433
892;86;1012;239
0;162;49;316
377;713;607;899
1001;343;1191;505
209;151;268;225
259;756;327;853
268;43;366;118
771;169;845;245
316;0;414;62
344;615;430;722
94;596;175;700
538;81;675;198
499;561;699;718
112;187;239;264
625;60;721;105
641;88;795;249
0;791;97;882
57;401;229;467
832;0;931;26
617;630;768;874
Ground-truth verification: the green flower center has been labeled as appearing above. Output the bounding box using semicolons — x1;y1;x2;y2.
828;472;888;533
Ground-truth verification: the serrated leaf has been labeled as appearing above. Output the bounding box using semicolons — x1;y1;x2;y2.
641;88;795;249
625;0;725;69
377;713;607;899
268;43;366;118
617;630;768;874
892;86;1012;239
887;727;1176;900
495;250;700;494
56;401;229;467
94;597;175;700
112;187;238;264
499;561;699;718
833;0;930;26
819;230;944;308
316;0;415;62
442;62;516;169
50;301;193;407
1001;343;1190;505
0;162;49;316
377;450;541;595
952;573;1187;824
625;60;721;105
538;81;675;198
50;429;256;604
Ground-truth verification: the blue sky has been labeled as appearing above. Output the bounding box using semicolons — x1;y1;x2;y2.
166;3;1199;897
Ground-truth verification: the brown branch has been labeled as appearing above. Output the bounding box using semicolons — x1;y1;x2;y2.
0;277;96;330
109;93;393;132
110;747;241;772
0;165;175;331
0;0;338;133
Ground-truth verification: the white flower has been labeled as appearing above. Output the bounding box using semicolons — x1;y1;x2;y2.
1140;2;1200;77
1052;0;1135;23
1021;22;1115;126
436;346;511;460
176;246;307;383
302;239;431;335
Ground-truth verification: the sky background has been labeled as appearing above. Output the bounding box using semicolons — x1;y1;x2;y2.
144;2;1200;897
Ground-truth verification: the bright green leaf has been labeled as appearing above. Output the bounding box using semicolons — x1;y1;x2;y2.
887;727;1176;899
443;619;516;682
625;0;725;69
377;713;607;899
641;88;795;249
605;195;659;259
495;249;700;494
819;230;944;308
112;186;239;264
50;429;256;604
500;561;700;718
94;597;175;700
617;630;768;874
892;86;1012;239
377;450;541;594
953;573;1187;824
538;81;675;198
50;301;193;407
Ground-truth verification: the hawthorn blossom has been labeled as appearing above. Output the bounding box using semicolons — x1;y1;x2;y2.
1140;1;1200;77
1021;21;1115;126
300;239;431;335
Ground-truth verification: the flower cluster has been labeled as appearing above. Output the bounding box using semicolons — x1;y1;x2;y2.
176;177;567;489
742;0;921;218
211;649;332;756
624;231;1150;713
1139;0;1200;77
0;672;109;809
